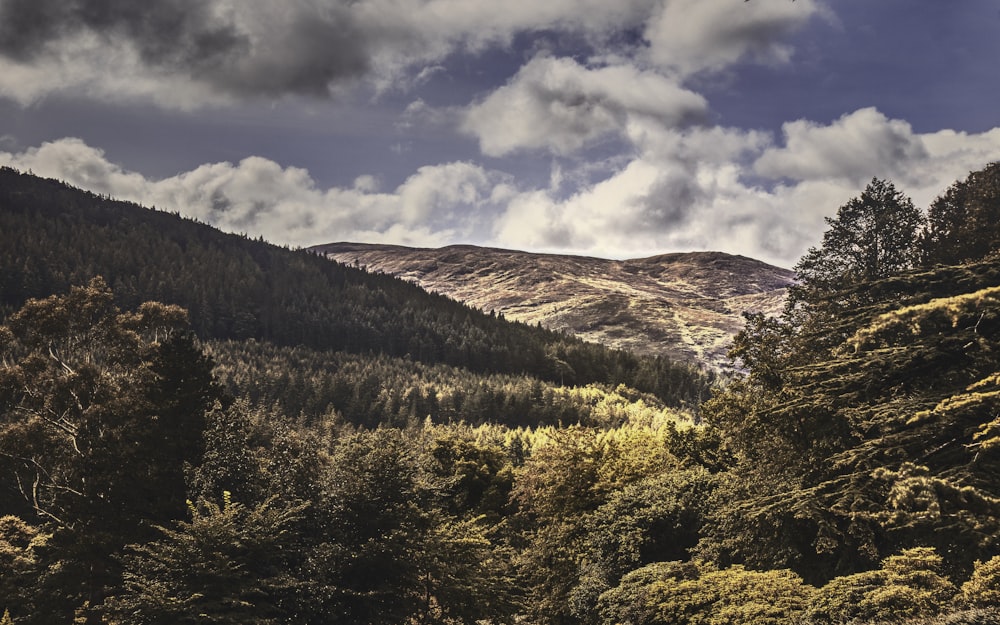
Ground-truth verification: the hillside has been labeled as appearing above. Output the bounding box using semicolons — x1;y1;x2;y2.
0;167;710;407
313;242;794;370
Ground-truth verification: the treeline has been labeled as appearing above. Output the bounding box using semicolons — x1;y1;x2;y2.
207;339;694;429
0;166;710;408
700;172;1000;581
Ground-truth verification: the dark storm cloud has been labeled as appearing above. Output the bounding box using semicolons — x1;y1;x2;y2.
0;0;56;60
630;168;704;231
0;0;371;97
0;0;240;64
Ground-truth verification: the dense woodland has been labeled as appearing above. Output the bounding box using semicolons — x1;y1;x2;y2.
0;167;710;410
2;164;1000;624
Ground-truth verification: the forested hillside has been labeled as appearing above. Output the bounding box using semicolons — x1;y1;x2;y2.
0;167;709;408
3;164;1000;624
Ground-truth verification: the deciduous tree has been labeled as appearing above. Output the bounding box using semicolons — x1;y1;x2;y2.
0;278;220;623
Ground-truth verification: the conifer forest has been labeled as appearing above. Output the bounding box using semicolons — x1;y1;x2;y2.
3;164;1000;624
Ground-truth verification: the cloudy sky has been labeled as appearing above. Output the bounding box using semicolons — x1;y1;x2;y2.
2;0;999;266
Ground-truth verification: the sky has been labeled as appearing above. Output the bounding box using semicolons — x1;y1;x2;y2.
1;0;1000;267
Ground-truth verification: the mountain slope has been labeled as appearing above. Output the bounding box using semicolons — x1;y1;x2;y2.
313;243;794;370
0;167;710;406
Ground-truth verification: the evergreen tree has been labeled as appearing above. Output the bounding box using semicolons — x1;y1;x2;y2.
103;493;306;624
959;555;1000;608
701;178;1000;582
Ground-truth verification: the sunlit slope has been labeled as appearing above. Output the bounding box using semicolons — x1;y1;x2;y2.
314;242;794;370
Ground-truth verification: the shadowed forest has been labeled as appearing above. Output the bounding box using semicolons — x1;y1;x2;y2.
2;164;1000;624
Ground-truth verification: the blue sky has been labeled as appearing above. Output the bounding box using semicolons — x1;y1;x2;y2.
2;0;999;266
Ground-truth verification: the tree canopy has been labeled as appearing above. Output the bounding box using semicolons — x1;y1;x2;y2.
4;165;1000;624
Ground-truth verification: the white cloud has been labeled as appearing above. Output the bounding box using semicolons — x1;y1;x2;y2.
488;136;819;265
1;138;151;196
754;107;1000;207
6;113;1000;269
462;55;707;156
490;108;1000;266
643;0;825;76
754;108;929;185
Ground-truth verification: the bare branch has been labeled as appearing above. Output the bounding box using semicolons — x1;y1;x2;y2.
48;345;77;375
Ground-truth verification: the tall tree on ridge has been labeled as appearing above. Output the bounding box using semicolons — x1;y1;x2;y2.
923;162;1000;266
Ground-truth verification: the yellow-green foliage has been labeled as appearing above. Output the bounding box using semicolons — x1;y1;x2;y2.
808;548;955;624
974;417;1000;455
848;285;1000;351
539;383;694;429
0;516;45;573
905;372;1000;455
502;422;682;488
965;376;1000;454
806;568;884;624
593;425;681;493
870;463;1000;526
0;516;50;624
959;555;1000;608
909;371;1000;424
600;560;815;625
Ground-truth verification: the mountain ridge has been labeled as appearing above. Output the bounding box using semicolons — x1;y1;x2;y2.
312;242;795;370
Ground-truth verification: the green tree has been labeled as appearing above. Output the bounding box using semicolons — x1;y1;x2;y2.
186;400;271;507
510;426;692;625
807;547;955;624
789;177;924;354
413;514;519;625
597;560;702;625
959;555;1000;608
312;430;430;623
599;560;815;625
102;493;306;624
923;162;1000;265
569;468;717;623
862;548;956;621
696;179;1000;582
511;428;613;625
704;180;925;502
0;516;49;623
300;429;516;625
427;427;514;521
794;177;923;297
0;278;220;623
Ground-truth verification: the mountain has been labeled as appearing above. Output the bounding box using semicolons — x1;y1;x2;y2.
312;242;794;370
